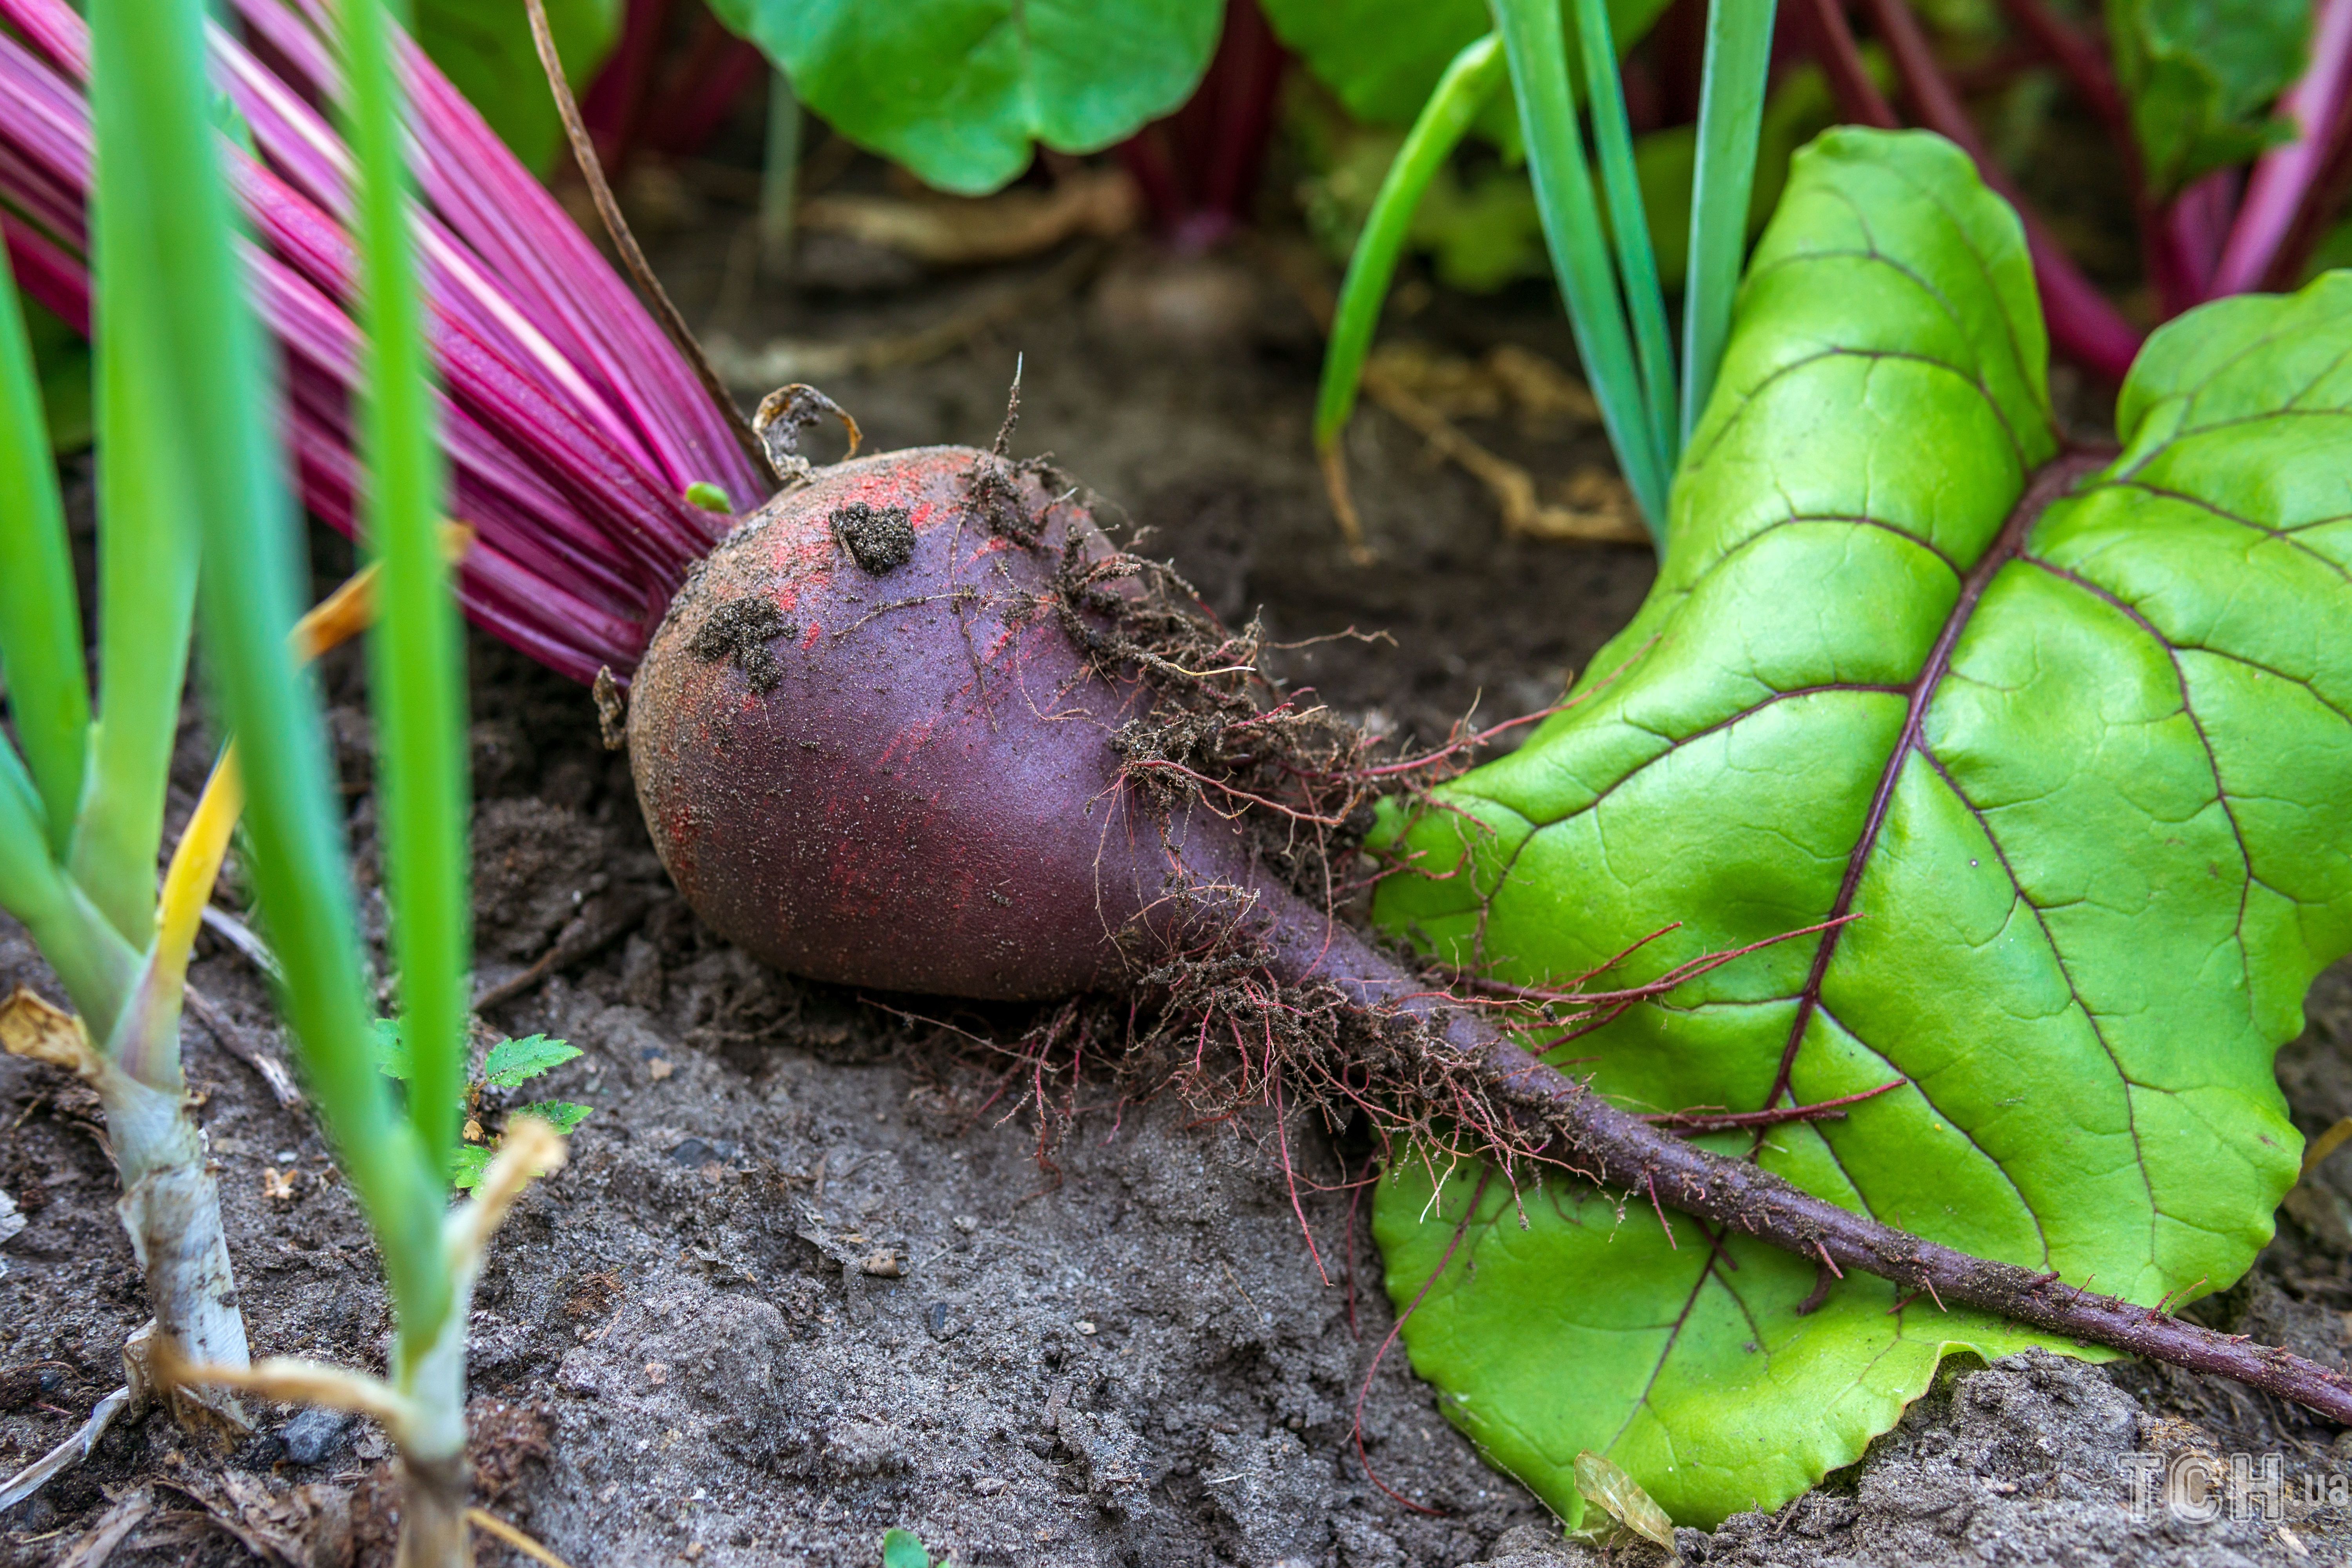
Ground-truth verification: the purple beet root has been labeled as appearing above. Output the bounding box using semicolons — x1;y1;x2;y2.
628;443;1306;998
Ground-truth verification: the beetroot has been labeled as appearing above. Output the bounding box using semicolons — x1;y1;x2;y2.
625;437;1495;1116
635;446;1215;996
630;443;1294;998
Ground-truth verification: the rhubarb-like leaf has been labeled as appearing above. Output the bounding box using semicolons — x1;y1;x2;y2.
1371;127;2352;1526
2107;0;2307;194
703;0;1220;195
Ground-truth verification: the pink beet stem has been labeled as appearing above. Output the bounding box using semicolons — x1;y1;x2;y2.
2211;0;2352;297
0;0;754;679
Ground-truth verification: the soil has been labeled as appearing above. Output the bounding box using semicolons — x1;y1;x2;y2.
4;217;2350;1568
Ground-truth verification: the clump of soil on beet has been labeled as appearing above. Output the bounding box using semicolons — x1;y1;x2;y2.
828;502;916;573
686;597;796;691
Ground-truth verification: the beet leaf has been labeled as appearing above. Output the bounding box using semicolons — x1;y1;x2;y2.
703;0;1222;195
2108;0;2309;196
1370;126;2352;1526
1262;0;1670;139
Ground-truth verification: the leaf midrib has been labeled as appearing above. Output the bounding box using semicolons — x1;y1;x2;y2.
1757;448;2117;1116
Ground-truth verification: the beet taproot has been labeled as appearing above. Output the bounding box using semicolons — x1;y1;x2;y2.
628;443;1305;998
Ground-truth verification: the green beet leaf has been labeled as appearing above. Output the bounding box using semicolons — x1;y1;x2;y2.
704;0;1221;196
1263;0;1671;152
1370;125;2352;1527
2105;0;2307;194
412;0;620;172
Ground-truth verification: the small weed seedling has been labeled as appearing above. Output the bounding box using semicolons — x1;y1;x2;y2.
372;1022;591;1188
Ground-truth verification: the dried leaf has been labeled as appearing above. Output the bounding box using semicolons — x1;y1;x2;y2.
1573;1450;1678;1557
54;1484;152;1568
0;987;99;1078
2302;1116;2352;1178
797;169;1138;265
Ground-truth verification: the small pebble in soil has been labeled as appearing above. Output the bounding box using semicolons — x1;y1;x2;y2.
666;1137;735;1168
278;1407;352;1465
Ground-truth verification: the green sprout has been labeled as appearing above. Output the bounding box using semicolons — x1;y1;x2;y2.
91;0;568;1560
1311;32;1507;557
0;0;250;1432
1316;0;1781;550
372;1021;592;1188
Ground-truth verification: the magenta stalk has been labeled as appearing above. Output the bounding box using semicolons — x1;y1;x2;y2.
2211;0;2352;296
0;0;745;683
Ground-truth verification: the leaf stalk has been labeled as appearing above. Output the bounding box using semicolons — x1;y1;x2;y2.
1680;0;1777;442
2211;0;2352;295
1312;31;1507;554
1490;0;1671;533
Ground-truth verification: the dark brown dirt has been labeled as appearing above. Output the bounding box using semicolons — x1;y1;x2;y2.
4;218;2349;1568
827;503;916;575
686;597;797;691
